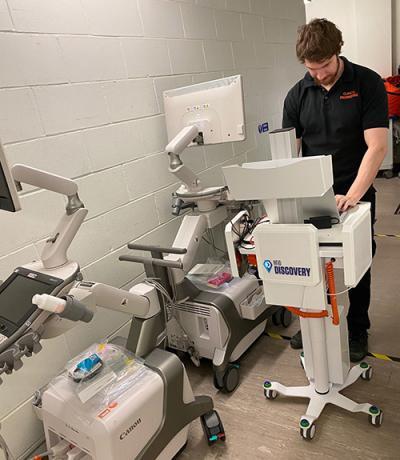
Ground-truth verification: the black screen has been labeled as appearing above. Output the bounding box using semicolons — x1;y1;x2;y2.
0;275;56;325
0;161;16;212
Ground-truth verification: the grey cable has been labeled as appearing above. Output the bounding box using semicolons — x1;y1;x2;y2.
143;278;192;340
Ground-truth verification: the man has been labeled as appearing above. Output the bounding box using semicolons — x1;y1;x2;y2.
282;18;388;362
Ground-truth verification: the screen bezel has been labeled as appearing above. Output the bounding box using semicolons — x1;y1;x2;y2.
0;267;64;333
0;142;21;212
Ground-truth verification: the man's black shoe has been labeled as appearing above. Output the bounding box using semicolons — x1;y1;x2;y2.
290;330;303;349
349;331;368;362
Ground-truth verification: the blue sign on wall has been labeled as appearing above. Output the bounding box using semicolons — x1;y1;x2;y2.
258;122;269;134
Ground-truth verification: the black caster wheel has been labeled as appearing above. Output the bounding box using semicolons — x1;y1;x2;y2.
272;307;292;328
264;388;278;399
360;364;373;381
368;407;383;427
271;308;281;326
300;420;316;440
213;372;223;390
280;308;293;328
221;364;240;393
383;170;394;179
201;410;226;445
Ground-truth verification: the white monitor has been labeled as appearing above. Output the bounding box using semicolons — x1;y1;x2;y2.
0;142;21;212
164;75;245;147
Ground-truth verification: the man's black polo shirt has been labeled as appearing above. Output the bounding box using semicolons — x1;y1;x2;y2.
282;57;388;196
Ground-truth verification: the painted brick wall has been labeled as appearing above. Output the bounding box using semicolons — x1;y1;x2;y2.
0;1;305;457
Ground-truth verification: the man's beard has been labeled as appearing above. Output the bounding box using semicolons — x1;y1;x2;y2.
314;73;337;86
313;57;341;86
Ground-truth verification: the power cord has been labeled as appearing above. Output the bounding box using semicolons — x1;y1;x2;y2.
201;236;226;255
143;278;193;346
230;214;269;249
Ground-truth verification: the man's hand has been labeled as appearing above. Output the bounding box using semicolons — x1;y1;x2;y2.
336;194;358;212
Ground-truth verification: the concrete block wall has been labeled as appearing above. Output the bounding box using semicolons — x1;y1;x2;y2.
0;0;305;457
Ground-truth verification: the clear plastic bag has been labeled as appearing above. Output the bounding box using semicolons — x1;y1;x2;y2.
240;286;265;309
48;342;150;421
187;259;232;289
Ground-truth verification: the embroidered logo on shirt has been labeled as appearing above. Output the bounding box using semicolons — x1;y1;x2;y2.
340;90;359;100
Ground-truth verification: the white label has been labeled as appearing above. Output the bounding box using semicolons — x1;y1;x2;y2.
77;371;116;404
0;334;8;345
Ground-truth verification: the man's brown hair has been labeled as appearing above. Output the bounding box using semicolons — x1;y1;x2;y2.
296;18;344;63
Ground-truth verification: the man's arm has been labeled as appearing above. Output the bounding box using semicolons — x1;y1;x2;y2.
336;127;388;211
282;84;303;157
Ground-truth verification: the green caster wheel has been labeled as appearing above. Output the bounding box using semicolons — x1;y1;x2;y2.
263;382;278;399
300;419;316;440
369;407;383;427
361;364;373;381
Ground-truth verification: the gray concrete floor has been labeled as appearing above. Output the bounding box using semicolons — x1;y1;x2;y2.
182;177;400;460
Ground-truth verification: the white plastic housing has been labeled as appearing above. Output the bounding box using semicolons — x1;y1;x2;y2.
254;224;321;287
42;366;165;459
223;156;334;201
165;214;208;285
69;282;156;319
12;164;78;197
253;224;328;310
341;202;372;287
41;208;88;269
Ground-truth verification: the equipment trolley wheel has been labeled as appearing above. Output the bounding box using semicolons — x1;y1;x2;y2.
300;420;316;440
263;381;278;400
264;388;278;400
201;410;226;445
368;407;383;427
272;307;293;328
360;363;373;381
221;364;240;393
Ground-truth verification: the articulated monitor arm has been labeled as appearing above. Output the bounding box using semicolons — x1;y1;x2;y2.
166;126;229;214
66;281;160;320
11;164;88;269
12;164;84;214
166;125;203;193
32;280;158;321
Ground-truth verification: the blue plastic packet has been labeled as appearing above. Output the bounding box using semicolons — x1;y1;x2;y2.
70;353;103;382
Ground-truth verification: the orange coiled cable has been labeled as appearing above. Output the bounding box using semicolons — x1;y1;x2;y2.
325;260;340;325
284;261;340;325
285;306;328;319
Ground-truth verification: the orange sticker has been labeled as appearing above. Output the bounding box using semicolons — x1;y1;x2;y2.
98;408;110;419
98;401;118;419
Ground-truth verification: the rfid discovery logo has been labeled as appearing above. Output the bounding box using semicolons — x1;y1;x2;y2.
263;259;273;273
263;259;311;277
